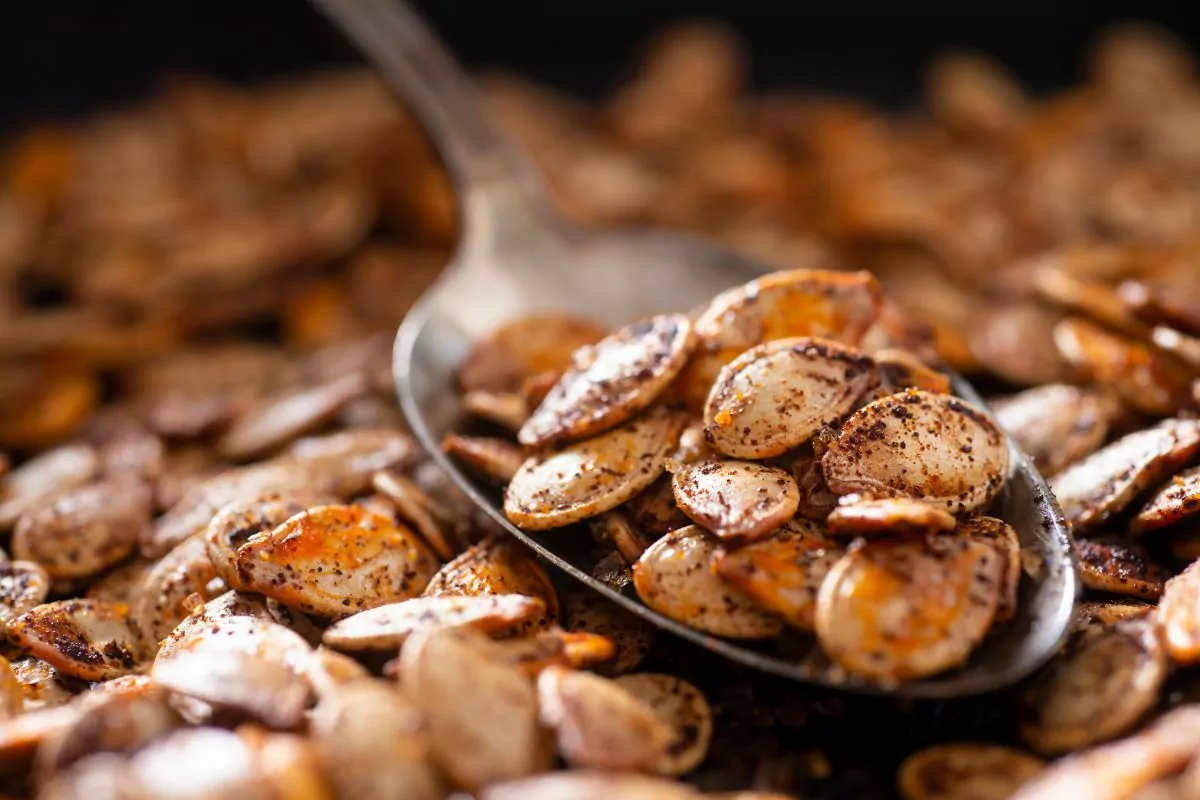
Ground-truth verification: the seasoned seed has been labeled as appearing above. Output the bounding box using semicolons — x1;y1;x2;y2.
826;496;957;538
0;561;51;632
712;519;843;631
519;314;695;447
1075;537;1165;599
12;480;151;580
704;337;876;460
589;511;653;564
235;503;439;619
0;444;98;531
494;629;618;678
151;649;312;729
424;536;559;632
633;526;783;639
615;673;713;776
897;743;1045;800
9;600;140;681
815;535;1003;683
1131;465;1200;534
957;516;1022;622
822;391;1010;515
874;348;952;395
990;385;1115;479
323;594;546;651
537;665;673;771
442;434;525;482
1074;600;1154;630
1051;417;1200;531
504;407;685;530
131;534;223;656
401;626;550;790
672;459;800;541
371;469;456;560
463;390;530;432
1020;618;1165;755
458;313;607;394
626;476;691;537
1157;559;1200;664
562;589;654;674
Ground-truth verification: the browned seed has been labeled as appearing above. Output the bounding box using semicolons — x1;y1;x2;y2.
1020;618;1165;755
401;626;551;790
504;407;686;530
1074;600;1154;630
957;515;1022;622
371;469;456;560
633;526;783;639
561;589;654;674
424;536;559;633
712;519;844;631
671;459;799;541
217;372;368;460
1131;465;1200;535
1158;559;1200;665
1075;537;1165;599
84;561;152;606
463;390;530;432
0;444;98;531
458;313;607;394
519;314;695;447
234;503;439;619
990;384;1114;477
589;511;653;565
615;672;713;776
9;600;140;681
873;348;952;395
442;434;525;483
12;479;151;580
0;561;51;632
132;534;223;655
826;496;957;538
1051;417;1200;531
537;665;673;771
897;742;1045;800
150;649;312;729
703;337;877;460
816;535;1003;683
626;475;691;537
323;594;547;652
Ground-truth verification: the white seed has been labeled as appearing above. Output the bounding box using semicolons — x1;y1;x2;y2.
323;594;547;652
1157;559;1200;665
615;673;713;776
1131;465;1200;535
826;496;956;538
990;384;1113;477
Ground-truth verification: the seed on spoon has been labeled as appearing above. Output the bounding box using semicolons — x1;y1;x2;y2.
322;594;547;652
589;511;653;564
1075;537;1165;599
703;337;876;460
442;434;525;483
1020;618;1165;755
492;629;618;678
370;469;457;561
633;526;783;639
1130;465;1200;535
1051;417;1200;531
463;390;530;432
671;459;799;541
826;496;957;538
873;348;952;395
956;515;1022;622
458;313;607;394
815;535;1003;683
822;390;1010;515
626;476;691;537
518;314;695;447
132;534;222;654
614;673;713;776
504;407;686;530
711;519;843;631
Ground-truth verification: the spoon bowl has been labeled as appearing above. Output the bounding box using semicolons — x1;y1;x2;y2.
315;0;1080;697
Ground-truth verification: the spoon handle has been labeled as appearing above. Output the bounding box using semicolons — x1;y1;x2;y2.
310;0;540;199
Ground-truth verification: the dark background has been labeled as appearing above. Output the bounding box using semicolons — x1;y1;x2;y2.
3;1;1200;132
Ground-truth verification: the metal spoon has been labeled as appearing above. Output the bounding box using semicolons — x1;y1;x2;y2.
312;0;1079;697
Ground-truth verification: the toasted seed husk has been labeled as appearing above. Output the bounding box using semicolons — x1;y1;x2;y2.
309;679;444;800
1074;600;1154;630
0;561;50;632
1131;465;1200;534
990;384;1114;477
815;535;1003;683
826;496;957;538
462;390;530;432
132;534;223;655
703;337;877;460
626;476;691;537
589;511;653;565
1011;705;1200;800
0;444;98;532
1051;417;1200;531
634;526;783;639
615;673;713;776
674;269;883;412
400;626;550;790
11;479;151;580
323;594;547;652
424;536;559;632
822;391;1010;515
1157;558;1200;664
370;469;456;560
9;600;139;681
671;459;800;541
480;770;700;800
235;503;439;619
442;434;524;482
956;516;1022;622
494;629;618;678
204;490;333;592
519;314;695;447
897;742;1045;800
505;407;685;530
458;313;607;394
1075;537;1165;599
562;589;654;674
217;373;367;460
537;665;673;771
1020;618;1165;754
712;519;843;631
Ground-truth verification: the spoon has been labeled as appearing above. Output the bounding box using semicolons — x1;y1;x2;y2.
312;0;1079;697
